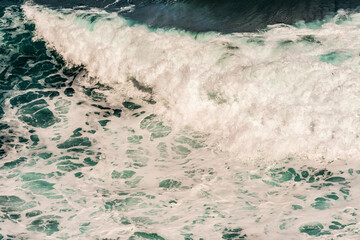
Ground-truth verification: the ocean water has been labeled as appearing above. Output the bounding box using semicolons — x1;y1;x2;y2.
1;0;360;239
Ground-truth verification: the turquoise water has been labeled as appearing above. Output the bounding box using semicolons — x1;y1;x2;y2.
1;1;360;239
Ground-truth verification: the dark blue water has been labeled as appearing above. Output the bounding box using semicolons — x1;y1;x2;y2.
31;0;360;32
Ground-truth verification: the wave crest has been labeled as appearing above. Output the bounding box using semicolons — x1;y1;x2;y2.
23;4;360;161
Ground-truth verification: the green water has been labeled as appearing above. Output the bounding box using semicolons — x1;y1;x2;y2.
0;2;360;239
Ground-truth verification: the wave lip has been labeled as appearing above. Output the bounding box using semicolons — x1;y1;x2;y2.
23;3;360;161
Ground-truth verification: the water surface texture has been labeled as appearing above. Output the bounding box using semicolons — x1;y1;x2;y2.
1;0;360;239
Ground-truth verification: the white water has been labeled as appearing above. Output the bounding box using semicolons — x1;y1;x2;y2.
0;4;359;239
22;4;360;162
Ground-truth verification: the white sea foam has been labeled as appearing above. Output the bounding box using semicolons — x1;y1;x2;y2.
1;4;360;239
23;4;360;161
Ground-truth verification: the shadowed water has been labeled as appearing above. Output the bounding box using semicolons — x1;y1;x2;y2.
31;0;360;32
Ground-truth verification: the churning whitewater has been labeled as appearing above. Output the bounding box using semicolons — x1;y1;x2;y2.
23;4;360;160
0;0;360;239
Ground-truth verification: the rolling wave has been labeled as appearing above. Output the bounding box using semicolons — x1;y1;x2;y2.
23;3;360;161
